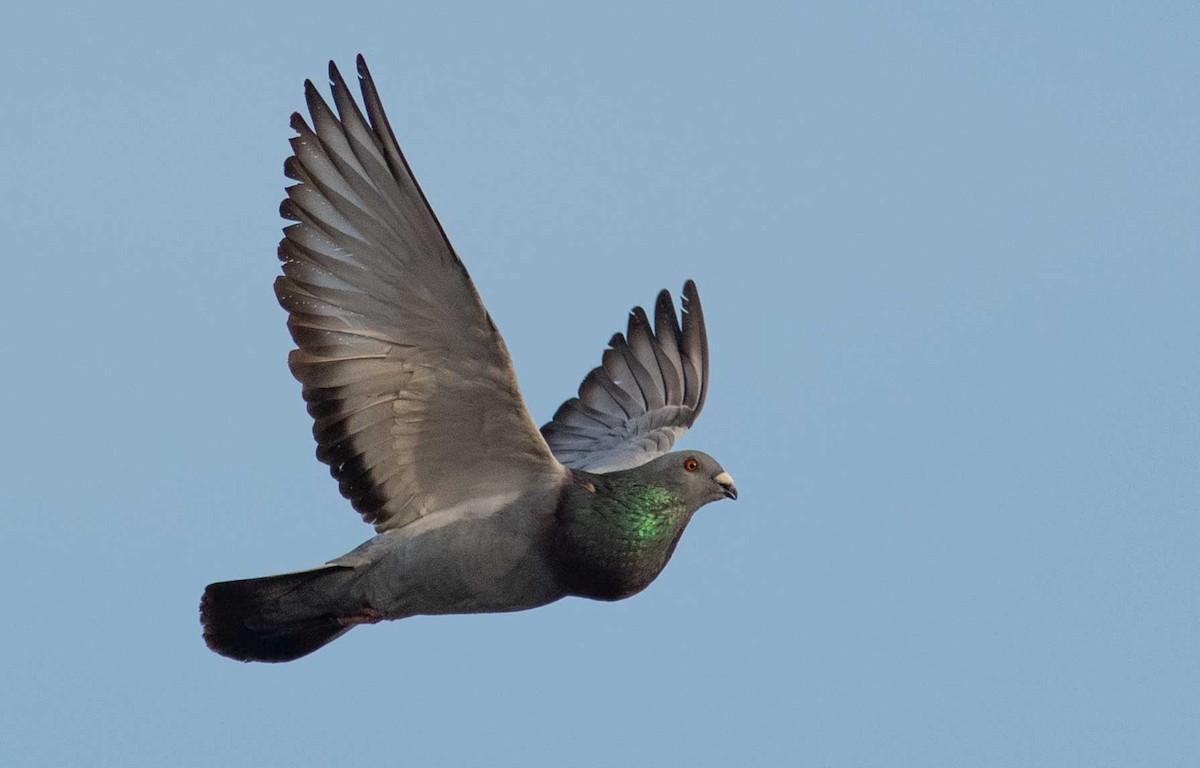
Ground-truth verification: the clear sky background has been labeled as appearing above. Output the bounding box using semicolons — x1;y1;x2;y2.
2;2;1197;766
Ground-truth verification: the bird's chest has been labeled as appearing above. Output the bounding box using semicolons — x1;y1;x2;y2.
553;492;691;601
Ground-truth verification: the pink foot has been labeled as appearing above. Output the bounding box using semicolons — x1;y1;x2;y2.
337;608;384;627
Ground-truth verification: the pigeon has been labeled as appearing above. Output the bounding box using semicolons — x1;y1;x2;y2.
200;56;737;663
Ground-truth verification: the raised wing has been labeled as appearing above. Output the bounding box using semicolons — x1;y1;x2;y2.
541;281;709;473
275;56;565;532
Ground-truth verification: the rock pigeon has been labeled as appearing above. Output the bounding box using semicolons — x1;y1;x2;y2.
200;56;737;663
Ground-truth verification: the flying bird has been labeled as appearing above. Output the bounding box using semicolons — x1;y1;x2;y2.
200;56;737;663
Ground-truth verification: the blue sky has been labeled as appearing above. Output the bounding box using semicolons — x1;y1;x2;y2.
2;2;1197;766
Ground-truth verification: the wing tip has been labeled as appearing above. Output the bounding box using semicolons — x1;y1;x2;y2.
288;111;308;134
654;288;683;343
283;155;301;180
356;55;376;94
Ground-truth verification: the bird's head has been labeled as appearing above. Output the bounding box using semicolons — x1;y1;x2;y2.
633;450;738;505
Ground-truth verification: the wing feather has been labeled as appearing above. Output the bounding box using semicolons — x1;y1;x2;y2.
276;57;565;532
541;281;711;472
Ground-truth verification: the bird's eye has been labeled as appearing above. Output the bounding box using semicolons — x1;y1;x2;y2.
683;457;700;472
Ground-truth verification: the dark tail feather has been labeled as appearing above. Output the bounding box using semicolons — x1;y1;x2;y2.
200;565;355;663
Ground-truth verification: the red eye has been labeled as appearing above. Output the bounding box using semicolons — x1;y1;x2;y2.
683;457;700;472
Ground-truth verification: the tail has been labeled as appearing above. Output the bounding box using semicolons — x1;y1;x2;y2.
200;564;357;663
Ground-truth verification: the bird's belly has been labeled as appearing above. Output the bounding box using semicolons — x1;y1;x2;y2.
557;552;665;602
339;510;564;619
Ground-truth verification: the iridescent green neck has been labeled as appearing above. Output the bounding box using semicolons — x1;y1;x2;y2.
628;485;687;545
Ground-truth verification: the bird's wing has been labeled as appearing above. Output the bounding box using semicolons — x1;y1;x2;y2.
275;57;565;533
541;282;709;473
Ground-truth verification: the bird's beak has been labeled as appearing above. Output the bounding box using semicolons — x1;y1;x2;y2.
714;471;738;501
